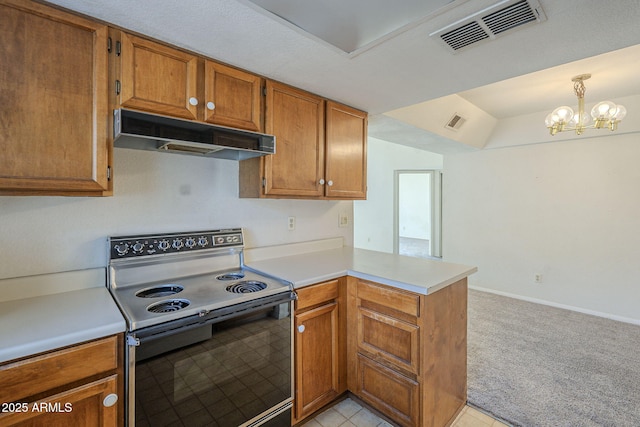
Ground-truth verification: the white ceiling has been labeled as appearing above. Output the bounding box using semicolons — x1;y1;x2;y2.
46;0;640;145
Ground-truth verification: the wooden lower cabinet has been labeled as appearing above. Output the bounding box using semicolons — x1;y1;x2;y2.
293;279;346;423
294;276;467;427
0;335;123;427
347;277;468;427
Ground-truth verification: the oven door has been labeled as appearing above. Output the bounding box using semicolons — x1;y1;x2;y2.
126;293;294;427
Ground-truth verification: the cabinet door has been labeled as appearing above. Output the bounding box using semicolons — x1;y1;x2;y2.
204;61;263;131
324;101;367;199
0;375;118;427
264;81;325;197
295;302;339;419
356;355;419;427
0;0;110;194
118;32;199;120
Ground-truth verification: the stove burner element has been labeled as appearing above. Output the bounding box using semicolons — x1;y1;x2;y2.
216;272;245;281
136;285;184;298
147;299;190;313
226;281;267;294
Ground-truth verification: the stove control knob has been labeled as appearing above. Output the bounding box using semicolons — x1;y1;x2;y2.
172;238;184;250
232;235;240;243
132;242;145;253
158;240;170;251
197;236;208;247
185;237;196;248
114;243;129;256
216;237;225;245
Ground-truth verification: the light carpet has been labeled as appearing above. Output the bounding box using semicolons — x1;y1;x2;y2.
467;289;640;427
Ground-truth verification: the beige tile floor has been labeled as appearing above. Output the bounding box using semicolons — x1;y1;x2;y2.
301;398;509;427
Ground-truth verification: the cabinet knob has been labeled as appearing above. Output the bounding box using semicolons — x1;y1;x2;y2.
319;179;325;185
189;97;199;106
103;393;118;408
297;325;305;333
327;180;334;187
206;101;216;110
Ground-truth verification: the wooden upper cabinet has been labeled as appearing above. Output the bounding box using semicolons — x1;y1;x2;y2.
239;82;368;200
204;61;263;131
0;0;110;195
117;32;199;120
325;101;368;199
114;32;264;131
263;81;325;197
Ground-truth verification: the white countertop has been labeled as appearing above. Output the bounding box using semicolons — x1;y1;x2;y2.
0;287;126;364
247;247;477;295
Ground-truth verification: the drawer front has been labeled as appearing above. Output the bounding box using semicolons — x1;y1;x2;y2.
296;279;340;311
357;280;420;320
356;354;419;427
357;307;419;375
0;336;118;403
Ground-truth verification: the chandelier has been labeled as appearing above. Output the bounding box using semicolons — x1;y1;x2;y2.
545;74;626;136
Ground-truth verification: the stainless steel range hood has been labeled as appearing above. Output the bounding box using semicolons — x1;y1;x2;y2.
113;109;275;160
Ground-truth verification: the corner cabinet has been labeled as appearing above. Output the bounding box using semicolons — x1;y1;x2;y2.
347;278;468;427
239;81;367;200
112;31;264;131
0;335;124;427
0;0;111;196
293;279;347;424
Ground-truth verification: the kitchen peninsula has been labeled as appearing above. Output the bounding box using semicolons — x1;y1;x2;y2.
247;246;477;427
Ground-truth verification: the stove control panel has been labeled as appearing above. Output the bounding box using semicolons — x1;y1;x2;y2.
109;229;244;259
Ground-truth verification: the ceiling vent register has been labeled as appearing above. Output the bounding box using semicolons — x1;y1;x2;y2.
430;0;546;53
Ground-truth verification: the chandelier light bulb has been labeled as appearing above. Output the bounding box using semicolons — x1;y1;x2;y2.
612;104;627;121
591;101;617;120
570;111;591;127
551;106;574;123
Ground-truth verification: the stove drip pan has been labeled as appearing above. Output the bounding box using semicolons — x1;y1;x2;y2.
226;281;267;294
136;285;184;298
147;299;191;313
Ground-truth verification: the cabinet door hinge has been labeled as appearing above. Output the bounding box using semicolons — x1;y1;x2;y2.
107;37;112;53
115;40;121;56
115;80;121;95
107;166;112;181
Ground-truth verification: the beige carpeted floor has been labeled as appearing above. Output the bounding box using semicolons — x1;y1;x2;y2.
467;289;640;427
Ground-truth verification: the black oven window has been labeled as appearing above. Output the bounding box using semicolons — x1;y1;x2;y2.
134;306;291;427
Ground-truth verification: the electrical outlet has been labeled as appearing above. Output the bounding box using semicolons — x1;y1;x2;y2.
288;216;295;231
339;212;349;228
534;274;543;283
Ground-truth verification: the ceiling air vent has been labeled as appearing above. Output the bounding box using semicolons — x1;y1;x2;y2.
430;0;546;53
445;113;466;131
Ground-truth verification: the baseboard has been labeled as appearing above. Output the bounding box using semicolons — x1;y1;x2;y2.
469;286;640;326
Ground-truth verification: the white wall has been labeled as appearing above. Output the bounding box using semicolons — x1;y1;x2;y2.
0;148;352;281
443;132;640;323
354;137;443;253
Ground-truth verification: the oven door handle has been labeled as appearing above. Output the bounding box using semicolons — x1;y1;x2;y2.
130;291;296;345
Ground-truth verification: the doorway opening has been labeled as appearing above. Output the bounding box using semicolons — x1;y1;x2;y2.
394;170;442;258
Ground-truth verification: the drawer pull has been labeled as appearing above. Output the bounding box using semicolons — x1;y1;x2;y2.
103;393;118;408
297;325;306;333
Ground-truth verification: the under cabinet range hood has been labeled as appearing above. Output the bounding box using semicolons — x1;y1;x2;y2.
113;109;275;160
